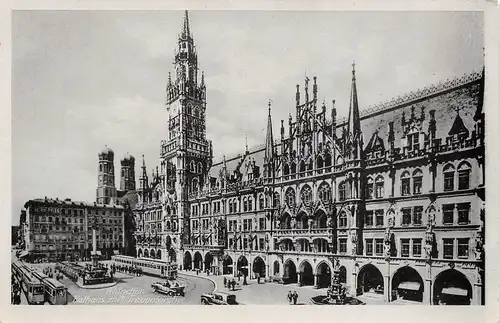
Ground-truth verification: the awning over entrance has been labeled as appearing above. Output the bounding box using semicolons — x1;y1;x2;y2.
398;281;421;291
442;287;468;297
91;251;102;256
113;250;119;255
18;251;29;258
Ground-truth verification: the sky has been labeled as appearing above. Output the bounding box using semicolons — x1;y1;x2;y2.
12;10;484;225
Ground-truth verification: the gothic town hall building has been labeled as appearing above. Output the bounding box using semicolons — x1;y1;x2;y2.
126;11;485;305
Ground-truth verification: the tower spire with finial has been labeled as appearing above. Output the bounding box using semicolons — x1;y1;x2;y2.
265;99;274;163
181;10;190;39
347;61;361;139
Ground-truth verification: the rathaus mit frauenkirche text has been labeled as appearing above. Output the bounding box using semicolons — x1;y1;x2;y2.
20;11;485;305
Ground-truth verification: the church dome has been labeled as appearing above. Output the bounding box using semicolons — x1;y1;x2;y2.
99;146;114;157
121;153;135;163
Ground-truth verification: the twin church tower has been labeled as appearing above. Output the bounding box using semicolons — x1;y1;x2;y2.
96;147;136;205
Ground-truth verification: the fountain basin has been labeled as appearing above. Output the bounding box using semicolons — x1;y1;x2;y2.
311;295;366;305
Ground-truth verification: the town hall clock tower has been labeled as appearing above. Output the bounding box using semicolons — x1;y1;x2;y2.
161;11;213;263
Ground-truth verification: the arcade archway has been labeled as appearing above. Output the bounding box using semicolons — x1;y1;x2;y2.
150;249;156;259
391;266;424;302
144;249;149;258
168;248;176;263
137;249;143;258
193;252;203;270
183;251;192;270
339;266;347;284
357;264;384;296
204;253;214;273
237;256;249;277
222;255;233;275
156;249;162;261
433;269;473;305
283;259;297;284
273;261;280;276
299;260;314;286
253;257;266;278
316;262;332;288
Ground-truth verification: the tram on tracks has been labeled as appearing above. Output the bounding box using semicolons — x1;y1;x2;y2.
111;255;178;279
11;263;45;305
32;271;68;305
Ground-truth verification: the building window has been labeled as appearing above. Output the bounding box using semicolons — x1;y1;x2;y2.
259;218;266;230
375;210;384;226
259;238;265;250
401;172;410;196
408;133;420;151
338;212;347;228
365;239;373;256
413;206;423;225
443;164;455;191
375;176;384;198
401;239;410;257
412;239;422;257
229;238;233;249
458;163;471;190
339;238;347;254
243;239;248;250
457;203;470;224
457;238;469;258
365;210;374;227
412;169;423;195
402;208;412;226
375;239;384;256
300;185;312;206
339;181;348;201
366;178;374;199
442;204;454;225
259;195;265;210
318;183;331;204
285;188;295;208
443;239;454;259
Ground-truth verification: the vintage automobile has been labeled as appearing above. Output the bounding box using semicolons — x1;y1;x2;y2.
151;280;185;296
200;291;238;305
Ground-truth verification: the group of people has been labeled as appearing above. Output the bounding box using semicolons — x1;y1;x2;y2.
11;275;22;305
287;290;299;305
223;277;238;291
112;263;143;276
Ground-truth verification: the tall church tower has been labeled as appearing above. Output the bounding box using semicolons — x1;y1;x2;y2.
120;153;136;191
162;11;213;252
342;63;365;256
97;146;117;204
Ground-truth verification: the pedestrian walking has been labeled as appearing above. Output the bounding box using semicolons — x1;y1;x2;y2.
292;291;298;305
257;273;260;284
237;272;241;282
231;279;236;291
223;277;227;288
287;290;292;304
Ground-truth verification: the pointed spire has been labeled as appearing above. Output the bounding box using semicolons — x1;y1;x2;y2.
181;10;190;38
347;62;361;139
265;99;274;162
245;133;249;152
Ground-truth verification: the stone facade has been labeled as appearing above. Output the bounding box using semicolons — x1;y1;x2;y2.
22;198;126;261
132;11;485;305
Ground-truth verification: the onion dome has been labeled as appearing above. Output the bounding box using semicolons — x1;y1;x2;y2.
121;152;135;163
99;145;114;157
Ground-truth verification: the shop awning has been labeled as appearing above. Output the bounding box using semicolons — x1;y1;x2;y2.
113;250;119;255
441;287;468;297
90;251;102;256
398;281;421;291
18;251;29;258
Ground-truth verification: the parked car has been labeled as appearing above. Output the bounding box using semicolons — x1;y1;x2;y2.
151;280;185;296
201;291;237;305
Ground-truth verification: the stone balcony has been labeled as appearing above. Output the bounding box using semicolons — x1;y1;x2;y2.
274;228;331;239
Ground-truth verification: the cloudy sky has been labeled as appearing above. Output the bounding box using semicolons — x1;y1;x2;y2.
12;10;483;224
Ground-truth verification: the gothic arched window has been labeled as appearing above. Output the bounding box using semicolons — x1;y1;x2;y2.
412;169;423;195
273;192;280;208
401;171;411;196
318;182;332;204
366;177;374;200
259;194;265;210
443;164;455;191
338;212;347;228
285;188;295;208
458;162;471;190
300;185;312;206
339;181;348;201
375;176;384;198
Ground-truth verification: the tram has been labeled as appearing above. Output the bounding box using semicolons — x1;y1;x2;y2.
111;255;178;279
12;263;45;305
32;271;68;305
